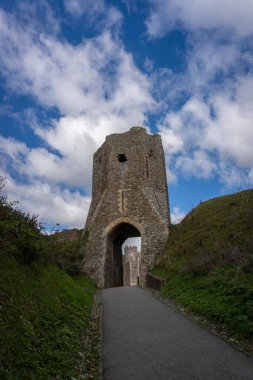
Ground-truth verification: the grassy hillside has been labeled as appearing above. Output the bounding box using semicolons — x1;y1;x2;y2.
153;189;253;349
0;253;96;379
0;178;97;379
43;228;85;275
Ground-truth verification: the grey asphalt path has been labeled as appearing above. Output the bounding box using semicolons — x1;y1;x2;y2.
102;286;253;380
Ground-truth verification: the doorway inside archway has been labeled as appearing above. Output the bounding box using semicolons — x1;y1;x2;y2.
122;237;141;286
105;222;141;288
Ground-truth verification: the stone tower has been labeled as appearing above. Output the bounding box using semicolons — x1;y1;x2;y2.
123;246;140;287
83;127;170;288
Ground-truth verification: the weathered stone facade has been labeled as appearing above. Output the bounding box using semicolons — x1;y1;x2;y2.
83;126;170;288
123;246;140;286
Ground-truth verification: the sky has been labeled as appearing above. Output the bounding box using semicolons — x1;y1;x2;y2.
0;0;253;232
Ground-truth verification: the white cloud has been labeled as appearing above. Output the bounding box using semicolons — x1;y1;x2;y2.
65;0;96;16
156;71;253;185
176;150;216;179
1;1;252;230
29;113;135;188
0;9;153;118
0;15;114;115
171;207;186;224
149;2;253;188
159;126;183;155
248;170;253;184
187;41;240;89
16;1;60;36
147;0;253;38
204;96;253;168
1;173;90;228
218;163;253;189
159;90;253;185
64;0;122;29
165;165;177;184
0;136;28;164
0;6;154;228
64;0;123;35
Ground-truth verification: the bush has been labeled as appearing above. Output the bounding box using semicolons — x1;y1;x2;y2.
0;177;44;264
43;229;86;274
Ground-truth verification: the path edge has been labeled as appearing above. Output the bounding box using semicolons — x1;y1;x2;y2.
148;288;253;359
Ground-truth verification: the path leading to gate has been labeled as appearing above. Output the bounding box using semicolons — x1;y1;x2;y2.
102;287;253;380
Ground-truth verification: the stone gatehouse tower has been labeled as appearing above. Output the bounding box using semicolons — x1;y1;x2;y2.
83;127;170;288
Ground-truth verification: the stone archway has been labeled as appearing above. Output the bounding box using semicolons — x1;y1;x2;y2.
104;221;141;288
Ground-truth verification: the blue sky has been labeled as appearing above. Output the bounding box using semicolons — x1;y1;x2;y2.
0;0;253;229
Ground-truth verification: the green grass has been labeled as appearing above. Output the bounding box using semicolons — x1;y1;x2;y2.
0;252;96;379
153;189;253;348
153;267;253;342
157;189;253;273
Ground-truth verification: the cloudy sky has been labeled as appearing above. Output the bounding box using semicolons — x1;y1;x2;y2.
0;0;252;230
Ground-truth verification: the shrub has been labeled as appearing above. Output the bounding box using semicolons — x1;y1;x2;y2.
0;177;44;264
43;229;86;274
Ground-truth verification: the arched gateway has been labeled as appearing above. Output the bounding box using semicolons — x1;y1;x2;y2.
83;127;170;288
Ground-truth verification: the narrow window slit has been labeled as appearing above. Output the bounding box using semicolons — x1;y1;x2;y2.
122;191;125;211
145;157;149;177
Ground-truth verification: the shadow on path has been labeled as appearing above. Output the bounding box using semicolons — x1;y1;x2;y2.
103;286;253;380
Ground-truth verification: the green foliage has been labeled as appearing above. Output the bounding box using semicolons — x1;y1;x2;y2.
153;267;253;343
0;176;87;272
0;177;99;378
0;177;44;265
43;229;85;275
0;252;96;379
154;189;253;346
158;189;253;274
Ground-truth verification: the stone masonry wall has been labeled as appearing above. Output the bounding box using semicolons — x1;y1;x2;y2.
83;126;170;288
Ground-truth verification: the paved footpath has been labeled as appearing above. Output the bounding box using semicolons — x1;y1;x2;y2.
102;286;253;380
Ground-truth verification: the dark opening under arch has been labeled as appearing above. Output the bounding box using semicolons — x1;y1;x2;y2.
104;222;141;288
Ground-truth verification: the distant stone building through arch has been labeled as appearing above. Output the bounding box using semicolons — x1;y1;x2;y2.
83;127;170;288
123;245;140;286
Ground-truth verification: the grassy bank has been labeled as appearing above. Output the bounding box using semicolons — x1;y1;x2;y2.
153;189;253;349
0;253;96;379
0;176;99;379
